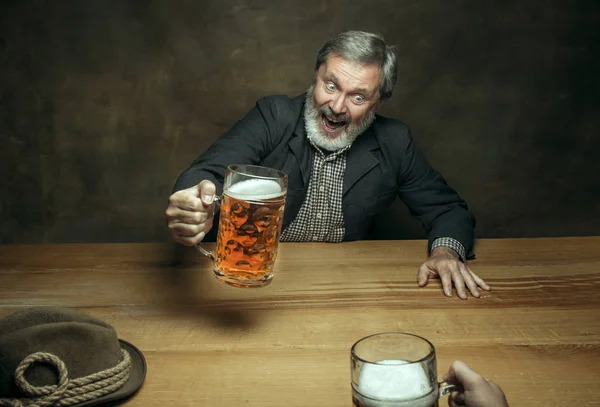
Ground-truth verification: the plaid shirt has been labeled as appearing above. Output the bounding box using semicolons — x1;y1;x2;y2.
280;138;467;261
280;138;350;243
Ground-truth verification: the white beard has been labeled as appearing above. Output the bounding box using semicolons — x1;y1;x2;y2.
303;85;376;151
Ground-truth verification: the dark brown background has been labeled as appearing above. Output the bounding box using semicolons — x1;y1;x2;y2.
1;0;599;244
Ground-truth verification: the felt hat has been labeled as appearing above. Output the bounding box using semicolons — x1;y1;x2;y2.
0;307;146;406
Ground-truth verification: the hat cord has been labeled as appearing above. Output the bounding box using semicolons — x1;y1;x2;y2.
0;349;131;407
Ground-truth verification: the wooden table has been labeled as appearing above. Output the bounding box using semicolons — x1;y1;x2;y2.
1;238;599;406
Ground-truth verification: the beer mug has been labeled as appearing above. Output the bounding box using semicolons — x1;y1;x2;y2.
196;164;288;288
351;333;456;407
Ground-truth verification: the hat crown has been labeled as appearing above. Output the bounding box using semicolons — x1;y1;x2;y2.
0;307;122;399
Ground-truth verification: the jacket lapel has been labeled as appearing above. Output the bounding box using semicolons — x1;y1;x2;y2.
343;127;380;195
289;109;312;188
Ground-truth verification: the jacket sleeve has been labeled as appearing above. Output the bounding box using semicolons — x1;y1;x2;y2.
172;97;283;194
396;128;476;259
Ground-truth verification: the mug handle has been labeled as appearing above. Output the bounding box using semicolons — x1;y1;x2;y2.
194;195;221;261
439;381;458;398
195;242;215;261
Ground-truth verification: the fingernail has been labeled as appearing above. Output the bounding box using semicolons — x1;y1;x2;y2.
202;194;214;204
445;290;452;297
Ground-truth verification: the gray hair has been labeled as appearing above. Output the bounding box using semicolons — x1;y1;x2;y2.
315;31;398;100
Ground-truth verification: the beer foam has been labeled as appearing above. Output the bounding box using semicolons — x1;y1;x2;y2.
226;179;285;200
355;360;437;407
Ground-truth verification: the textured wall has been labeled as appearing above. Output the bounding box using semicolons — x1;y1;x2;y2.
1;0;599;243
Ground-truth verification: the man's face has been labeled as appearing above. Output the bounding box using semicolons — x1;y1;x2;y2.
304;53;381;151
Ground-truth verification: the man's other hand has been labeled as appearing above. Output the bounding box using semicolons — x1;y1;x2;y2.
417;247;491;299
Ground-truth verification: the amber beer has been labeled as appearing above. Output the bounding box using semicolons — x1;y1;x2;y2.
351;360;439;407
213;178;286;287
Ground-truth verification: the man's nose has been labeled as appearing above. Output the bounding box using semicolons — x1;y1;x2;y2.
330;94;347;115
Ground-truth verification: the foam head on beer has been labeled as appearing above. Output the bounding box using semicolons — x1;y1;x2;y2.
355;360;437;407
226;179;285;200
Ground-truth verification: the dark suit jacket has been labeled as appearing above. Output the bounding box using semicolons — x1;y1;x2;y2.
174;94;476;258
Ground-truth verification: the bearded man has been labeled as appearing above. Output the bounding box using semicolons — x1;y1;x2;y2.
165;31;490;299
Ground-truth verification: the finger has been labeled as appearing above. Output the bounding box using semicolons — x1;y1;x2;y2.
468;267;491;291
447;360;485;391
197;180;216;206
439;268;453;297
168;222;204;237
448;391;466;407
417;263;433;287
170;192;204;212
166;208;208;224
445;361;459;384
459;263;480;298
449;262;468;300
175;231;206;246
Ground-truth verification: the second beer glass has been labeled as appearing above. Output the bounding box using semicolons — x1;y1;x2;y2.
351;333;456;407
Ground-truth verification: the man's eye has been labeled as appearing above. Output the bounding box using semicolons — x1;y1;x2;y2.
326;83;336;91
354;95;365;103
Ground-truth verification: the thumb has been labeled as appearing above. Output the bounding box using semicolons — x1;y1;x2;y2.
196;180;216;206
417;263;431;287
445;360;480;390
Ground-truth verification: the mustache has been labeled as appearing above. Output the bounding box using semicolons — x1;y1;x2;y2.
319;105;349;122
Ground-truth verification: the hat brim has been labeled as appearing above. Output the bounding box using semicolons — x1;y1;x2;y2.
72;339;147;407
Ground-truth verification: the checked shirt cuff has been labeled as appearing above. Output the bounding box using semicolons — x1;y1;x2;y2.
431;237;467;262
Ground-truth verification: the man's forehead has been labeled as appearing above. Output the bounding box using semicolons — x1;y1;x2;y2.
322;54;379;73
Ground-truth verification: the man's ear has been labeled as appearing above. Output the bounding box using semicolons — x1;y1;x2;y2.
374;99;384;112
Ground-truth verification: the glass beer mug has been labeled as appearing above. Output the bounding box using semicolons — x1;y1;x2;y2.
351;333;456;407
196;164;288;288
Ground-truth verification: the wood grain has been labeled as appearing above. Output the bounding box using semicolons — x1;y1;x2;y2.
1;237;599;406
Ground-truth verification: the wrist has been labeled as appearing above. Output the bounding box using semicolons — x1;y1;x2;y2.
431;246;459;260
430;237;467;262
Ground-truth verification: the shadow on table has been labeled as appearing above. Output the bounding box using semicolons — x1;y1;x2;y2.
152;242;257;330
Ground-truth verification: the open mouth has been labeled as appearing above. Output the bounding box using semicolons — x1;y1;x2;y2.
322;114;347;133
